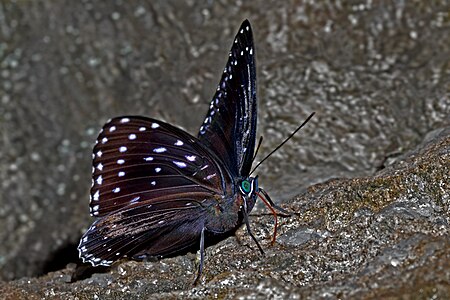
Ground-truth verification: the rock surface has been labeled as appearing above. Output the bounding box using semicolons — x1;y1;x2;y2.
1;124;448;299
1;0;449;299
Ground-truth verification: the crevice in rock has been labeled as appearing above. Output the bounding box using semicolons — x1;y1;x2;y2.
40;242;80;276
71;264;110;282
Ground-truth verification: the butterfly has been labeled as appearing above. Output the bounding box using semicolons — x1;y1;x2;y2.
78;19;312;283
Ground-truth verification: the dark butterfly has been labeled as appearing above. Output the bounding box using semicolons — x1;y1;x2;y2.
78;20;313;283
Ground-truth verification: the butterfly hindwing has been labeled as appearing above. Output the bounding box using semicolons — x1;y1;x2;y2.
198;20;257;177
79;198;208;266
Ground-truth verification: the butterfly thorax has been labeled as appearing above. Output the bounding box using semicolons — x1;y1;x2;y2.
204;176;258;234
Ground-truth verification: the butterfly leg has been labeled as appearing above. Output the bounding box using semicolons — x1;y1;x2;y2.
193;226;206;285
243;198;265;255
257;188;291;245
259;188;291;216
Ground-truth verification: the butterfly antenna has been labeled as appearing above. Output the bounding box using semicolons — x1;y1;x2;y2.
251;136;264;164
250;112;315;175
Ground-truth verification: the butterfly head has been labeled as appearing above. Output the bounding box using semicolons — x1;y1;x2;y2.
239;176;259;200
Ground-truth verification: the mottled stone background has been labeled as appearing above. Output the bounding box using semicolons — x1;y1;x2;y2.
0;0;449;298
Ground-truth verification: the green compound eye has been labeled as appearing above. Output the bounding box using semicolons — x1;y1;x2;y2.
241;180;251;193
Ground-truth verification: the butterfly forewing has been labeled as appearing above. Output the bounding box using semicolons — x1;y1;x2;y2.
198;20;257;177
89;116;227;217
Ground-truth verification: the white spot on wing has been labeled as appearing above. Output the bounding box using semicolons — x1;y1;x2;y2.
206;173;217;180
151;181;156;186
119;146;127;153
118;171;125;177
113;187;120;193
109;126;116;132
155;167;161;173
153;147;166;153
97;163;103;171
128;134;136;140
101;137;108;144
96;175;103;185
173;161;187;168
185;155;196;162
139;127;146;131
117;159;125;164
144;157;154;161
93;190;100;201
151;123;159;129
96;150;102;157
174;140;183;146
120;118;130;123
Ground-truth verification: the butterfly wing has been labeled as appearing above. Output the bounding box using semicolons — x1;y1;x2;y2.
79;116;232;265
79;198;209;266
89;116;226;217
198;20;257;177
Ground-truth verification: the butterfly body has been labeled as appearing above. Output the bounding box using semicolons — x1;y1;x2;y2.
203;177;258;235
78;20;266;279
